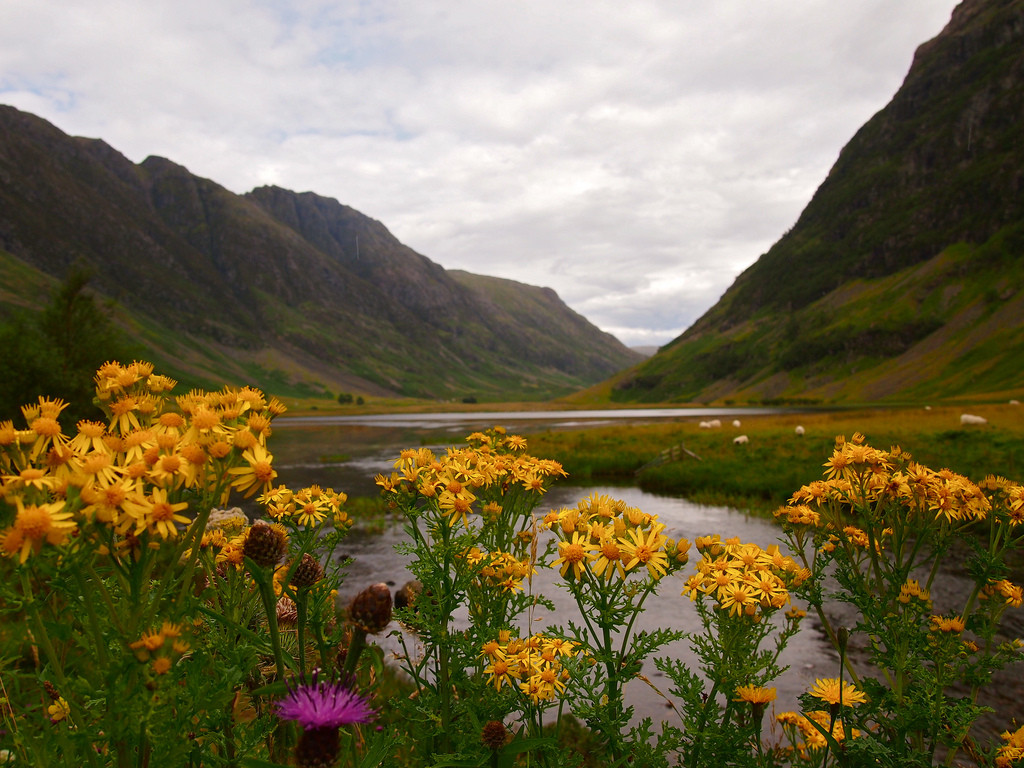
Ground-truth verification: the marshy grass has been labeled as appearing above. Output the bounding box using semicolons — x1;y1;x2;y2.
529;402;1024;512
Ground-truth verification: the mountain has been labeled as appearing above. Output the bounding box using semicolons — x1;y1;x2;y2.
0;105;641;402
611;0;1024;404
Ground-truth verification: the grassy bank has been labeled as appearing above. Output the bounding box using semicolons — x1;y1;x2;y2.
528;402;1024;513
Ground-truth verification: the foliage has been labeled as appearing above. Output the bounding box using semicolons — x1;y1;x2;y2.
3;366;1024;767
528;407;1024;513
0;361;389;766
373;429;570;763
378;426;1024;767
610;225;1024;405
776;433;1024;766
1;106;640;404
0;267;139;424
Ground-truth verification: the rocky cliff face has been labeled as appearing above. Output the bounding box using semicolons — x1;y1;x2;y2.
611;0;1024;404
0;105;640;400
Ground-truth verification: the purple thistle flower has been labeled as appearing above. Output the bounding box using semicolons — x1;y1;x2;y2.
277;669;376;730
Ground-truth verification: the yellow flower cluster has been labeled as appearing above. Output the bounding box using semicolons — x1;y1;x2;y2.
543;492;688;582
682;535;807;619
375;430;566;527
777;709;862;755
465;547;535;593
259;484;350;530
783;433;994;530
996;724;1024;767
929;614;966;634
897;578;932;606
480;631;581;704
982;475;1024;526
0;361;291;562
982;578;1024;608
129;620;191;675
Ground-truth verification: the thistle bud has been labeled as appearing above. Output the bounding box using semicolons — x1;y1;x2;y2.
277;596;298;625
243;522;287;569
290;553;324;589
348;583;393;634
481;720;508;751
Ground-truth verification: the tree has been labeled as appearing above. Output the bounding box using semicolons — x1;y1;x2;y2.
0;267;139;424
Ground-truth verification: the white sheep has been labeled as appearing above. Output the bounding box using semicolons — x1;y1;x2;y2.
733;434;749;445
960;414;987;426
1011;400;1020;406
698;421;711;429
708;419;722;428
794;425;805;436
732;419;742;428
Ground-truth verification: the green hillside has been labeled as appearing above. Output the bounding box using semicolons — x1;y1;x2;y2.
0;107;641;405
612;0;1024;404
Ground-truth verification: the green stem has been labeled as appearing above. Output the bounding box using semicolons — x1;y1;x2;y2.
688;677;722;768
252;565;287;680
343;628;367;678
296;591;308;676
810;602;860;685
438;630;453;754
73;566;109;670
20;571;68;688
85;560;129;637
172;497;215;607
617;581;656;659
601;621;622;761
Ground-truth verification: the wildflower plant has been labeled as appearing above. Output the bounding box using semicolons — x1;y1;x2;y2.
776;433;1024;766
659;535;809;767
541;492;691;763
376;427;568;762
0;362;381;766
6;365;1022;768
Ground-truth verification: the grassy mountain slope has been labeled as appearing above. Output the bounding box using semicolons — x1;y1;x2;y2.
612;0;1024;404
0;106;641;402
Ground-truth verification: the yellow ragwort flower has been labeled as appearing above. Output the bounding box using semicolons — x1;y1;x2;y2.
618;526;670;580
807;677;868;707
553;531;598;579
735;685;777;705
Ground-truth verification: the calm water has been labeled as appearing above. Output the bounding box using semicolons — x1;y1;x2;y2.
279;406;784;429
268;409;840;724
270;406;789;497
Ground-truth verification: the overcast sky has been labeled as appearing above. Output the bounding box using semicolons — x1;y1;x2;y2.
2;1;961;348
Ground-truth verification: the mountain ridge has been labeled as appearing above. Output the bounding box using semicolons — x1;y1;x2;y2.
609;0;1024;404
0;105;641;402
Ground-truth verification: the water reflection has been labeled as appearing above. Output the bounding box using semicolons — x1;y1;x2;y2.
279;406;785;430
270;407;788;497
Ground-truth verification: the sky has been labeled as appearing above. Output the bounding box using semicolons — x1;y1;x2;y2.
1;1;962;348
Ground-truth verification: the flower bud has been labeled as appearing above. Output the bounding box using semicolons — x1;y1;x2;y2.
290;553;324;589
481;720;508;751
277;596;298;625
243;522;288;569
348;583;393;634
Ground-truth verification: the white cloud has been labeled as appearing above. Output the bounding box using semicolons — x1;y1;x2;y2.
1;0;960;346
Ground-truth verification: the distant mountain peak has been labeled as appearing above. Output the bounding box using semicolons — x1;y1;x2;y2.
0;104;641;402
